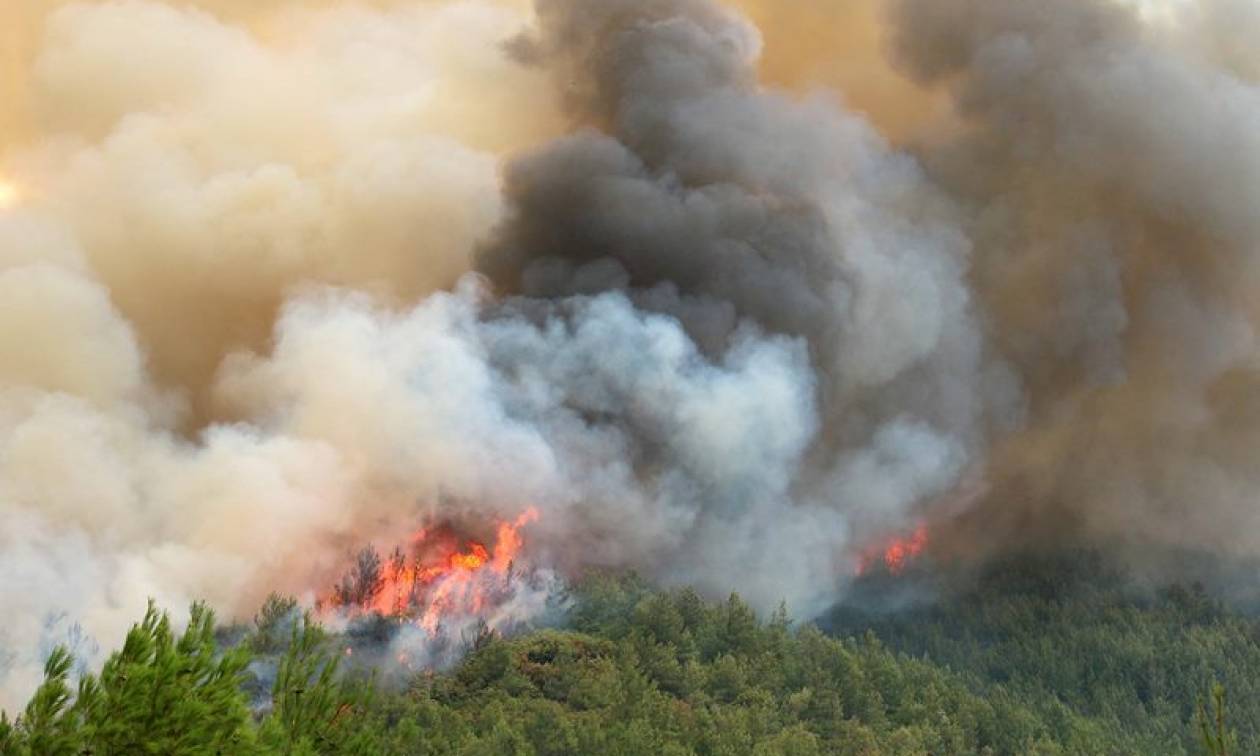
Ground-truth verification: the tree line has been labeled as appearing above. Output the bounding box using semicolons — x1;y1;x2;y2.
3;558;1254;754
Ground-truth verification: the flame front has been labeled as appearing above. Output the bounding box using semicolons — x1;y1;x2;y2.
324;507;541;636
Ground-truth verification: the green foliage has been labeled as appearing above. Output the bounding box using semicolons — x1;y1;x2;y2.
258;612;370;754
342;580;1075;755
10;648;83;755
251;593;300;654
827;553;1260;754
2;601;255;755
6;562;1260;755
1198;683;1237;756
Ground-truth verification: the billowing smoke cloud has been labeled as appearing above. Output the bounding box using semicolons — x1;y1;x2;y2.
0;0;560;708
476;0;990;601
881;0;1260;570
3;0;1260;714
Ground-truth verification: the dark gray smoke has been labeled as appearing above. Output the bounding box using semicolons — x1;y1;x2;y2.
478;0;999;593
881;0;1260;571
481;0;1260;584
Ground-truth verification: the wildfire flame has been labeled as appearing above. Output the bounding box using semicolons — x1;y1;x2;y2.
882;524;928;574
323;507;541;635
857;523;929;576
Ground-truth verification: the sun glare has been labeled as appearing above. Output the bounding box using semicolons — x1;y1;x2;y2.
0;179;19;210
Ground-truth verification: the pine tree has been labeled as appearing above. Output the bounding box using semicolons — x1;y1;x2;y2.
334;546;383;608
259;612;366;753
252;594;300;654
7;647;84;755
2;602;255;755
1198;683;1237;756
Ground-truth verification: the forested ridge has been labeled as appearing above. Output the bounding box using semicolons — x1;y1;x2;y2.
3;558;1256;755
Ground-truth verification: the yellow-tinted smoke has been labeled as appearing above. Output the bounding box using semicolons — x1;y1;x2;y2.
0;0;559;711
1;0;562;421
728;0;950;142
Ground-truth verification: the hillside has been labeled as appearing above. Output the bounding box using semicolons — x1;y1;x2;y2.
4;560;1255;754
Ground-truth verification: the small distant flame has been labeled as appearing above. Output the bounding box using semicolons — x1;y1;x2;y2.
857;523;929;576
882;524;928;574
322;507;541;635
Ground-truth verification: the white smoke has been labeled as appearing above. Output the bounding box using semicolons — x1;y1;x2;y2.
0;0;557;709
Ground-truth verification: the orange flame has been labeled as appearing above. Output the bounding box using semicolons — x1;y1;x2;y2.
325;507;541;634
857;523;929;576
882;524;928;574
419;507;539;632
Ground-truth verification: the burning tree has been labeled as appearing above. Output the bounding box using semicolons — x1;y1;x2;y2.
333;547;384;609
321;508;544;640
856;524;930;576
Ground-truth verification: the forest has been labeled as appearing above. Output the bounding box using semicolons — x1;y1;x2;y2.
1;554;1254;755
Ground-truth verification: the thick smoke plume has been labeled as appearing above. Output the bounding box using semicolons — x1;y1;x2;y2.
883;0;1260;571
2;0;1260;712
0;0;561;708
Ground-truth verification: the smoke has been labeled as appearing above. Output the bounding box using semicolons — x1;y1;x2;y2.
0;0;559;708
880;0;1260;570
726;0;952;142
3;0;1260;712
477;0;991;597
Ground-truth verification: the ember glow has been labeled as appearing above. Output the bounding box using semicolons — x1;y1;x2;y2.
322;507;541;636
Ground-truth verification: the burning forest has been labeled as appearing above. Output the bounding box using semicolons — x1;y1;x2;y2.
320;508;540;629
4;1;1260;749
312;508;562;674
